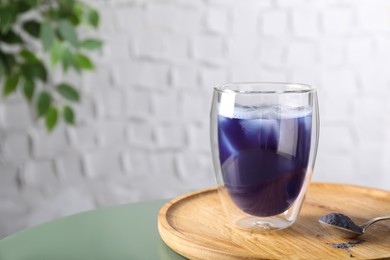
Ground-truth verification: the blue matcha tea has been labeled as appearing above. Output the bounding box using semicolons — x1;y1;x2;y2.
218;105;312;217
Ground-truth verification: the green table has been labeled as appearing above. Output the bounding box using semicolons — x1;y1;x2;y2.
0;200;186;260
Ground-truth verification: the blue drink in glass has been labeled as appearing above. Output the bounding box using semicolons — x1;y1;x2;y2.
218;105;312;217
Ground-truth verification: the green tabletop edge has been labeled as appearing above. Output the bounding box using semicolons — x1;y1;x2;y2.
0;199;186;260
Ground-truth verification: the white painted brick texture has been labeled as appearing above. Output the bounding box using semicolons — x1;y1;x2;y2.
262;10;289;36
1;0;390;239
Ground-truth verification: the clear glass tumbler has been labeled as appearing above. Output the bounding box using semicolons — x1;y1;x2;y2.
210;82;319;231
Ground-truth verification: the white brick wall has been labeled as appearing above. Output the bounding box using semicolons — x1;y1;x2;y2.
192;35;226;65
322;7;356;35
1;97;32;129
292;7;320;38
262;10;289;36
1;0;390;238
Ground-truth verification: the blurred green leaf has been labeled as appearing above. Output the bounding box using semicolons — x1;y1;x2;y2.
60;0;76;10
45;106;58;131
16;1;32;13
50;40;62;67
61;47;73;71
58;20;78;46
23;78;35;102
35;62;48;82
40;21;55;50
0;60;4;77
63;105;75;125
73;53;94;70
20;49;38;63
21;64;34;80
79;39;102;50
16;0;38;14
88;9;99;28
69;14;81;26
57;83;80;102
1;30;23;44
57;0;80;25
74;3;84;24
21;61;47;82
0;7;15;33
37;91;51;117
3;72;20;96
0;52;15;74
23;20;40;38
24;0;39;7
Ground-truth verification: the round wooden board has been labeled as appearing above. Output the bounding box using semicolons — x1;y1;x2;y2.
158;183;390;259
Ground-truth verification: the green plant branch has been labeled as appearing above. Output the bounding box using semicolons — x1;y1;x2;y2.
0;0;102;131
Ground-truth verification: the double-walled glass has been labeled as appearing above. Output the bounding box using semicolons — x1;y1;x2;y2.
210;83;319;231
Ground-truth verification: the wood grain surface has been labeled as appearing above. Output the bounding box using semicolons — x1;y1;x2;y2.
158;183;390;259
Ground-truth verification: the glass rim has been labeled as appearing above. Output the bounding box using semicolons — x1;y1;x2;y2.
214;82;316;94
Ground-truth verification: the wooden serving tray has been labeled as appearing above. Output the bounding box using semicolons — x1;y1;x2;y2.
158;183;390;259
